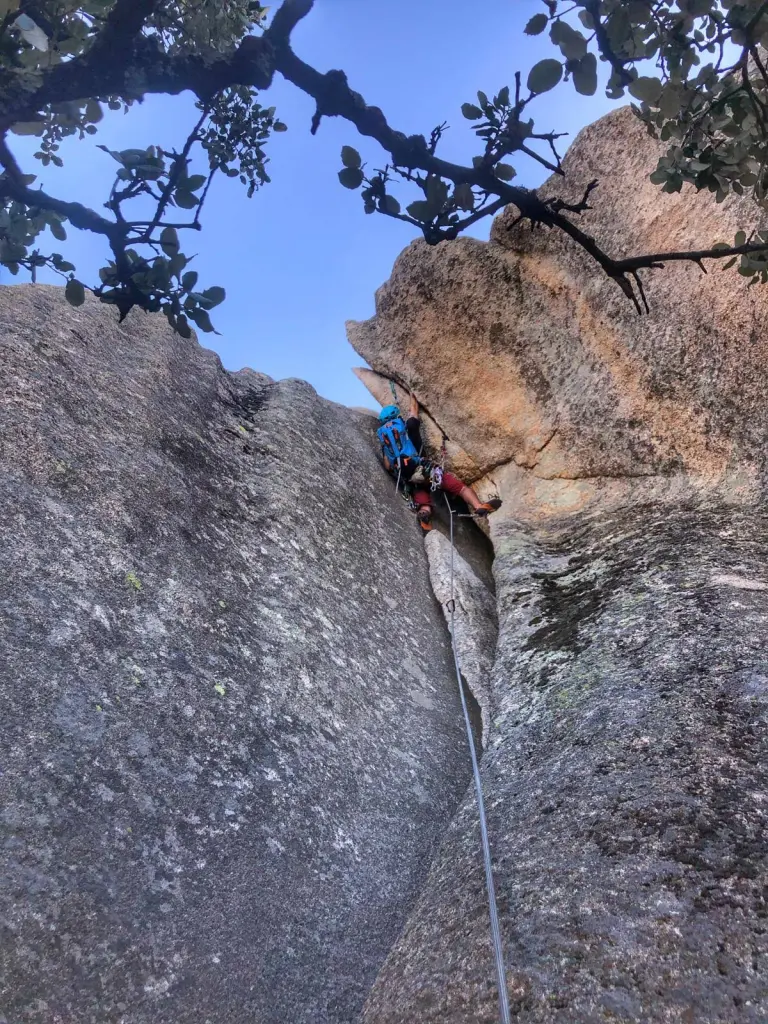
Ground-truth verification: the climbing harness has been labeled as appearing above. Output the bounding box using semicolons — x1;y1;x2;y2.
444;493;511;1024
431;433;448;492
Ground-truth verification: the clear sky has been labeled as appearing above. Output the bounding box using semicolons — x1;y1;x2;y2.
8;0;619;407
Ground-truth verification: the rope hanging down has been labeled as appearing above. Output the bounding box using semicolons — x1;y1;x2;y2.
444;494;511;1024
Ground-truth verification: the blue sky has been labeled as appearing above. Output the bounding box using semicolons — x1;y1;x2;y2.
9;0;619;407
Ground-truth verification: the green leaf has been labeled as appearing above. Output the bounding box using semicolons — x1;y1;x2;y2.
120;148;151;167
168;254;187;279
202;286;226;308
527;59;563;95
550;20;587;59
182;271;199;292
461;103;483;120
722;257;738;270
525;13;548;35
382;195;401;215
50;220;67;242
659;84;682;120
85;99;103;124
65;279;85;307
174;190;198;209
160;226;179;256
628;76;663;105
338;167;364;189
341;145;362;169
10;121;43;136
454;183;474;211
52;256;75;273
735;230;747;246
572;53;598;96
185;174;207;192
190;308;216;333
273;121;288;132
494;163;517;181
406;200;433;221
214;683;226;696
497;85;510;107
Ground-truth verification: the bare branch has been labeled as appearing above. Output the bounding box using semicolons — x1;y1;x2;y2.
269;0;315;42
137;106;209;242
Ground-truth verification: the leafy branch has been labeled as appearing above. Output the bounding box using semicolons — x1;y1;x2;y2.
3;0;768;326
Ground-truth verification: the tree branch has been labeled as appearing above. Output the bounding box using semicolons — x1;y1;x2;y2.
92;0;163;56
2;0;765;317
582;0;633;87
269;0;315;42
0;174;122;241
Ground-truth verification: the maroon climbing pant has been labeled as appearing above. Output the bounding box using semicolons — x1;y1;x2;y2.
412;470;464;511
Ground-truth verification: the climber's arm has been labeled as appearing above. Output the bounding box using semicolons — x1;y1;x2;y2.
382;452;392;472
408;392;419;419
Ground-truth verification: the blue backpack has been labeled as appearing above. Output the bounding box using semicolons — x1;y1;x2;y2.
377;416;420;466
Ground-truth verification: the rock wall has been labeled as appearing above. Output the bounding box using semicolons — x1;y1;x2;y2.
350;106;768;1021
364;504;768;1023
347;106;768;518
0;285;474;1024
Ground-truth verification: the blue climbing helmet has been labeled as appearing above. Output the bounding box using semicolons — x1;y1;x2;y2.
378;404;400;423
377;406;420;466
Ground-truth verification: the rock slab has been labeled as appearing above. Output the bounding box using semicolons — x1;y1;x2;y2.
0;285;471;1024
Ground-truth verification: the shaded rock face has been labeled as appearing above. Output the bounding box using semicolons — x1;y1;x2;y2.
365;504;768;1023
425;530;497;746
0;285;473;1024
348;105;768;1021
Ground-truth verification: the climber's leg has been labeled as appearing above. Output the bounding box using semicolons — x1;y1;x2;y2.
441;471;502;517
412;486;434;532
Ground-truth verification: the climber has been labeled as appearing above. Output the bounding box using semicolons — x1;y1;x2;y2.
377;391;501;531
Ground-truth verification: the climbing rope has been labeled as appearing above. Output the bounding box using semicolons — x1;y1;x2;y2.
444;494;511;1024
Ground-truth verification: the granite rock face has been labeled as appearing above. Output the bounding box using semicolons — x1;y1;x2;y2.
0;285;472;1024
425;529;497;746
349;105;768;1022
347;106;768;517
365;504;768;1022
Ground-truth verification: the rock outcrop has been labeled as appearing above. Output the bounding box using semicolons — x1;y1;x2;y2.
347;106;767;519
425;530;497;746
0;285;474;1024
349;106;768;1021
6;98;768;1024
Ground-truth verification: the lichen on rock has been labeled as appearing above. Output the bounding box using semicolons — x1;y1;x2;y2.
0;284;472;1024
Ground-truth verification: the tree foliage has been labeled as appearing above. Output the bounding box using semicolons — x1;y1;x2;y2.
3;0;768;328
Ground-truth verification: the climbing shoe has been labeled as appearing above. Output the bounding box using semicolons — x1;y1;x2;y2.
474;497;502;518
416;506;433;531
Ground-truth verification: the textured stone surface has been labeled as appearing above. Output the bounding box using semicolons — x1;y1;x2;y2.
347;105;768;515
351;104;768;1022
365;504;768;1023
0;285;472;1024
425;530;497;745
